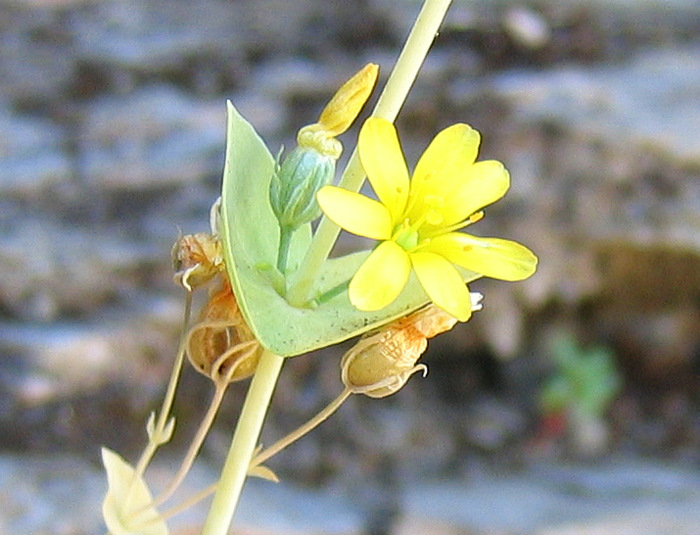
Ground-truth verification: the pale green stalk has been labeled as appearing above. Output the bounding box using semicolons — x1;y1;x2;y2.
202;350;284;534
134;291;192;478
286;0;452;307
201;2;452;533
250;388;352;468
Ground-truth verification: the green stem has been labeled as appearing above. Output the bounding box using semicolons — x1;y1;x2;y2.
286;0;452;307
201;350;284;535
276;225;294;274
313;279;350;306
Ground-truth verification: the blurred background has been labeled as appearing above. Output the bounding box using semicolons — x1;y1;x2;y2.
1;0;699;533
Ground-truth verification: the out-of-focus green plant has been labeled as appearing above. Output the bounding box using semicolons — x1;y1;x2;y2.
540;335;621;419
539;335;622;456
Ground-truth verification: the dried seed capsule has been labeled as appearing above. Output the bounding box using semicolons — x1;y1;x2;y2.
186;279;263;383
341;304;460;398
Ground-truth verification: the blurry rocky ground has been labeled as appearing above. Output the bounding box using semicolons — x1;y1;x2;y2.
0;0;699;533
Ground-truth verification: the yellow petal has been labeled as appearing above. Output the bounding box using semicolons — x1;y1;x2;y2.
318;64;379;136
349;241;411;311
358;117;409;221
408;124;481;222
410;251;472;322
439;161;510;227
424;232;538;281
317;186;392;240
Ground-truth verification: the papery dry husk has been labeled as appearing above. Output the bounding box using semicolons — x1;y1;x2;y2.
172;233;224;290
186;279;262;383
341;304;458;398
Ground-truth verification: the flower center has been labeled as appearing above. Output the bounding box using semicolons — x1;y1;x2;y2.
393;220;419;250
392;205;436;250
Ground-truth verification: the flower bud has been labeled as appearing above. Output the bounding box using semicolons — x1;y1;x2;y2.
269;64;378;231
269;145;336;230
341;304;461;398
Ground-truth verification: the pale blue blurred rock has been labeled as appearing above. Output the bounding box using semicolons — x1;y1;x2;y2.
0;9;75;102
78;86;224;191
69;0;244;72
490;46;700;165
0;106;72;198
3;454;700;535
400;459;700;534
0;221;164;321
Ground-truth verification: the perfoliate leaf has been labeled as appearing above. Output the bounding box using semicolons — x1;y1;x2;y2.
220;102;480;356
101;447;169;535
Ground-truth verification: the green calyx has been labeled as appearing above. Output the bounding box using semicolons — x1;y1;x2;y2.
269;145;336;231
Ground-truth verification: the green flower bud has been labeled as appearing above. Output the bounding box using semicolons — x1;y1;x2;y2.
269;145;335;230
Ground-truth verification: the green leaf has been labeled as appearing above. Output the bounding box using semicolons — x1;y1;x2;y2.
101;447;169;535
220;102;480;356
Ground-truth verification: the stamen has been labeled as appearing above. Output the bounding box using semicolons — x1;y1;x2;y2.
447;211;484;234
467;211;484;225
408;209;434;236
420;210;485;239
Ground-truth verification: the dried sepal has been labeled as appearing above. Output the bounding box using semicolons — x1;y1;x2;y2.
208;196;222;236
186;279;263;383
160;416;176;445
146;413;176;446
146;411;157;440
172;232;225;291
341;303;463;398
248;464;280;483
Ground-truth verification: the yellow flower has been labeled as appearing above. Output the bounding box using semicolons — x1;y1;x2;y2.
316;117;538;321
